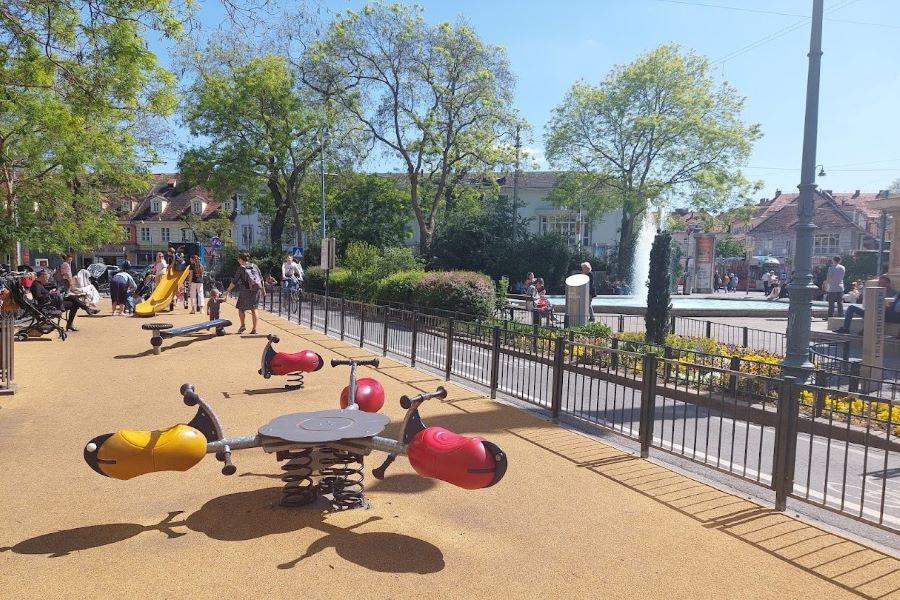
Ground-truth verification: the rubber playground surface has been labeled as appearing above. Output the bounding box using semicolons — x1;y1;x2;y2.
2;304;899;599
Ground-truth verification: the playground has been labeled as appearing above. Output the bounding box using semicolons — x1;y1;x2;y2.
2;305;899;599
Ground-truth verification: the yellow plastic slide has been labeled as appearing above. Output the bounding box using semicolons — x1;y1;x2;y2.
134;268;191;317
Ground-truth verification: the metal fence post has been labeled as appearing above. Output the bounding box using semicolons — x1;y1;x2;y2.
550;336;565;421
841;340;850;362
340;298;346;341
848;358;861;393
324;294;329;334
278;287;283;316
490;326;501;399
309;293;315;329
773;376;799;511
663;346;673;383
381;308;389;356
359;305;366;348
444;318;455;380
705;320;712;339
610;337;619;371
639;353;658;458
410;311;419;366
0;314;15;395
618;314;625;333
670;315;676;335
728;356;741;395
813;369;827;417
742;326;749;348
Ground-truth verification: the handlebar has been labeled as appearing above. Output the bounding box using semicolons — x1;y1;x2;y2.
179;384;234;475
331;357;379;368
400;386;447;409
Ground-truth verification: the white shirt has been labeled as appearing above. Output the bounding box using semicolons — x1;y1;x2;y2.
825;263;845;293
282;261;303;280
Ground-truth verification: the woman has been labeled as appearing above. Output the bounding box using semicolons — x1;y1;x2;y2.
224;252;264;334
188;255;204;314
109;262;137;316
151;252;167;288
765;278;781;301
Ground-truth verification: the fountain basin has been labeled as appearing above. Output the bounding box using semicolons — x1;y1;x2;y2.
545;295;829;317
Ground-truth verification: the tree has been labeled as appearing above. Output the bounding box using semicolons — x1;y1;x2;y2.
180;52;335;246
545;44;761;279
306;3;520;252
888;179;900;193
645;231;672;344
715;235;746;258
325;173;412;255
0;0;180;260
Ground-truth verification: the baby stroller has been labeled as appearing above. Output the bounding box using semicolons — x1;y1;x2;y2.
2;276;67;341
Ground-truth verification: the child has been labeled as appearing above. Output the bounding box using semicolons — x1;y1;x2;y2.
206;288;224;322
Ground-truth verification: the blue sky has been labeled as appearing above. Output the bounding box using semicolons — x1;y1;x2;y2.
154;0;900;200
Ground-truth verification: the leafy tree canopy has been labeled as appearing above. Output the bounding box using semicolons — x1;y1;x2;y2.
714;235;746;258
545;44;761;278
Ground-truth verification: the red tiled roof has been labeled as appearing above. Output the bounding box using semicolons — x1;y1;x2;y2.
126;176;225;222
749;193;870;235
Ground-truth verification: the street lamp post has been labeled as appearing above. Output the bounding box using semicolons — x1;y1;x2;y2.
319;127;330;240
782;0;824;376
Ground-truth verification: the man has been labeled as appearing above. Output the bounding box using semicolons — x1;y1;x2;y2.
762;270;771;295
834;275;896;334
281;255;303;290
525;276;540;325
823;256;846;319
31;269;83;331
56;254;74;292
581;262;596;322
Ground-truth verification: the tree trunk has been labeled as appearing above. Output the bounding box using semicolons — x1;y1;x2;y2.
616;210;637;280
267;178;287;247
408;172;432;254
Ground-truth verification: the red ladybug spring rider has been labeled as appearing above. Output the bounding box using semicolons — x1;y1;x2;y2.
259;335;324;389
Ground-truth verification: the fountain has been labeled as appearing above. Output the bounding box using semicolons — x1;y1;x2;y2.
629;209;658;306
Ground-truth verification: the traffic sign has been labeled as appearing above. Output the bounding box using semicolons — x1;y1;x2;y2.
292;246;304;259
210;236;223;249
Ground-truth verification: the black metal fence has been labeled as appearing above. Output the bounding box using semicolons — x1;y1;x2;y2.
0;313;15;395
262;288;900;533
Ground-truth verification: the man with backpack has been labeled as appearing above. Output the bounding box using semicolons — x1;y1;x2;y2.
224;252;265;334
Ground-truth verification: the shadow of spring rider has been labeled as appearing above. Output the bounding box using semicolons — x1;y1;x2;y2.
84;359;507;510
259;335;324;389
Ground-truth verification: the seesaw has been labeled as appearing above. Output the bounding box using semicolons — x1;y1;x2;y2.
83;358;507;510
142;319;232;354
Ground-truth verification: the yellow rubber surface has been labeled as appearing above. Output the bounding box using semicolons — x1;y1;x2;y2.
1;304;898;599
134;268;190;317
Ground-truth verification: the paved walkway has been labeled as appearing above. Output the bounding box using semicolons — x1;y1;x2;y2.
1;305;899;599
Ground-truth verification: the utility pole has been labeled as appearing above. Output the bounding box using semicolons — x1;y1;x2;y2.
512;124;520;243
782;0;824;376
320;127;328;240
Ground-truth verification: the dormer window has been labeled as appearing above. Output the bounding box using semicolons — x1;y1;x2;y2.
234;193;244;213
223;199;232;213
151;200;161;213
192;200;203;214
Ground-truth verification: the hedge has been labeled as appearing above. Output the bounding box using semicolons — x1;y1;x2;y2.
414;271;495;318
373;270;426;304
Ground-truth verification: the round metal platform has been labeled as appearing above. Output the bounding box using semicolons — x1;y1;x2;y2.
259;409;390;444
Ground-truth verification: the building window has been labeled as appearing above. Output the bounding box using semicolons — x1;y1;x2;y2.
784;239;792;255
139;227;151;242
242;224;254;247
161;227;171;242
223;199;232;212
235;193;246;214
539;213;591;247
151;200;161;213
192;200;203;214
181;229;190;242
813;234;840;256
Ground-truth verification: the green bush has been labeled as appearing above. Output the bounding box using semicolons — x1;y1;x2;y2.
379;246;423;275
414;271;496;318
343;241;381;273
304;266;349;295
373;270;426;304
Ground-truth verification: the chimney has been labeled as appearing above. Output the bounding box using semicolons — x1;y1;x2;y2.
773;189;781;199
853;190;860;198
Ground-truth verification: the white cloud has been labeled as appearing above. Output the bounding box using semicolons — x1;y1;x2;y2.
521;146;548;170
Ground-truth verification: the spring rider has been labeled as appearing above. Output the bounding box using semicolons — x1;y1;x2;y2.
259;335;324;390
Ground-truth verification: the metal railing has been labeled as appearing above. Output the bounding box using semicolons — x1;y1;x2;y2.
0;312;15;395
262;288;900;533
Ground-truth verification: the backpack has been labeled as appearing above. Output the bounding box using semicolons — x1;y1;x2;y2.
243;264;262;291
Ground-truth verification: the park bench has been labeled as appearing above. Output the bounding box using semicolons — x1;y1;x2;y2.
142;319;232;354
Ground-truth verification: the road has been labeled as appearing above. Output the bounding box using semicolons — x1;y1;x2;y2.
269;294;900;535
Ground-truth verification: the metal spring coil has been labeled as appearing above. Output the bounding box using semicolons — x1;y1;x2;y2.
286;372;305;389
277;448;316;507
318;447;365;509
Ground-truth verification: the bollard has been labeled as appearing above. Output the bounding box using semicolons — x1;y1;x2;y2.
618;314;625;333
550;336;565;421
773;376;799;511
848;358;862;393
728;356;741;395
638;353;658;458
742;326;749;349
813;369;827;417
610;337;619;371
705;320;712;339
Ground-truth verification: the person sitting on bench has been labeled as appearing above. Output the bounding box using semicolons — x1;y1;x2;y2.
834;276;898;334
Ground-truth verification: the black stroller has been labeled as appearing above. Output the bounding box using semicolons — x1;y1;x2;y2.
1;275;67;341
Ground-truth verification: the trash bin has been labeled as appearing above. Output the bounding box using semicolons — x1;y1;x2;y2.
565;273;591;327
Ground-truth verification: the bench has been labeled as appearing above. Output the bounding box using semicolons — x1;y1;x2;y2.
142;319;232;354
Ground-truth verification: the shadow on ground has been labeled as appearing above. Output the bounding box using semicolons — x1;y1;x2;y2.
114;333;218;359
509;426;900;600
1;487;444;574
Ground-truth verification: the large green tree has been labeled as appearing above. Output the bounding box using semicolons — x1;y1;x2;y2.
305;3;520;252
545;44;761;278
0;0;180;260
180;52;340;246
325;174;411;255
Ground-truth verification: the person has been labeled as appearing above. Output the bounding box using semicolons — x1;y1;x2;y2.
188;255;204;314
109;262;137;316
31;269;85;331
281;255;303;290
151;252;167;287
70;267;101;312
834;275;896;334
580;261;596;321
55;254;74;292
823;256;846;319
168;247;188;311
524;275;539;314
843;282;860;304
510;278;525;295
532;278;547;324
224;252;264;334
729;272;738;292
762;270;770;295
207;288;224;321
765;278;781;301
713;272;722;293
722;273;730;292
